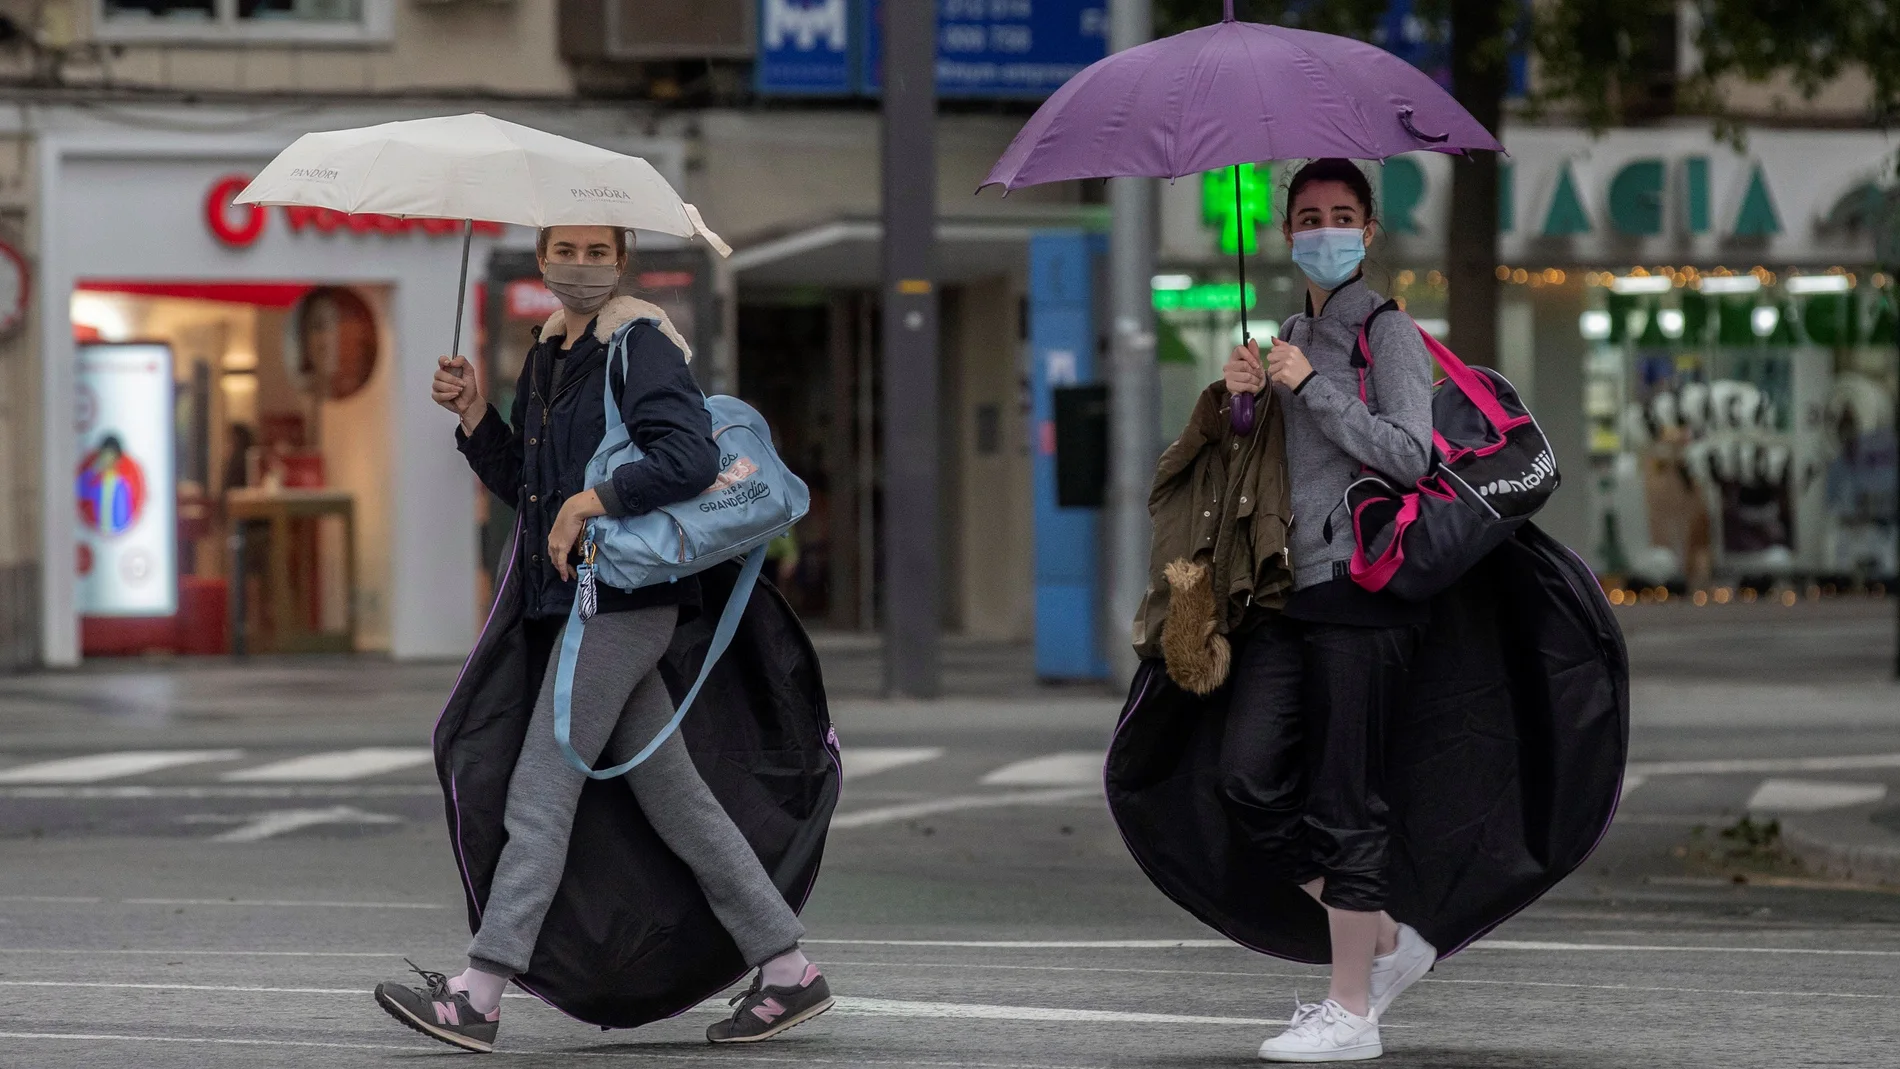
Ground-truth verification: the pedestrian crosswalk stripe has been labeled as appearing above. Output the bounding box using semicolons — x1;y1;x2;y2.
221;747;433;783
0;750;244;784
980;751;1103;787
1744;778;1887;813
841;747;944;782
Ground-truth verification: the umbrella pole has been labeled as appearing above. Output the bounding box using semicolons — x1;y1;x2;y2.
451;218;474;359
1234;164;1250;342
1227;164;1258;435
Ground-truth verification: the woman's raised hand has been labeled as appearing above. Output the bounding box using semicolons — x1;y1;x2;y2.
1266;339;1315;391
433;356;485;432
1223;340;1265;396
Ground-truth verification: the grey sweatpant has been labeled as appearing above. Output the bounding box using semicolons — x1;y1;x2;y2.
467;605;806;976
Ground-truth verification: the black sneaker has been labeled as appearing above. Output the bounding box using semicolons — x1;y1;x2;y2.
705;965;835;1043
374;961;500;1054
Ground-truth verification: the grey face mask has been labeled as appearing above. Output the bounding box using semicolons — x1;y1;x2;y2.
542;262;620;320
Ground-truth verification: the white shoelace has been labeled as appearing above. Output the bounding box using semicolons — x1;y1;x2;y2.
1285;998;1357;1038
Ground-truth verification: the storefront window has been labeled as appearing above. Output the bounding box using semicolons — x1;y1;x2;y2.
1584;268;1898;591
98;0;380;38
102;0;216;21
238;0;361;22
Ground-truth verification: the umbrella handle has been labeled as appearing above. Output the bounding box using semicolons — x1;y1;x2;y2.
1399;106;1451;144
1231;391;1256;435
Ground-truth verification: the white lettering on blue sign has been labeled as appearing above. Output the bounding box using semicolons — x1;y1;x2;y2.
763;0;848;51
1046;349;1078;386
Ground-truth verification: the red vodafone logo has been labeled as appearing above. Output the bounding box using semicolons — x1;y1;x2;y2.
206;174;268;247
204;174;502;248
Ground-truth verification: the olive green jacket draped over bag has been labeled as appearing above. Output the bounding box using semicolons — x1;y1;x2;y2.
1132;383;1293;696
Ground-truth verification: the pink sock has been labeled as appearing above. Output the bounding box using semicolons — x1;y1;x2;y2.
449;966;509;1016
760;947;816;988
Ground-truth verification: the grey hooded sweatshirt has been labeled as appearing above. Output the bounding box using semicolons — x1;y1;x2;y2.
1272;278;1434;591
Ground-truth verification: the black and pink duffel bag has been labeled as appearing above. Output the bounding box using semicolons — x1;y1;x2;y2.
1345;302;1559;601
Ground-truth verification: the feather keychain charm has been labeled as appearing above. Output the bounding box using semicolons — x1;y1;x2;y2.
577;534;599;621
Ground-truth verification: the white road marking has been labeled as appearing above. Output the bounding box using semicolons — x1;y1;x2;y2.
222;747;434;782
808;938;1241;948
1618;774;1647;801
826;996;1273;1026
0;750;243;784
980;752;1103;787
208;805;403;843
121;898;444;909
1472;939;1900;957
1629;753;1900;776
0;981;1279;1027
0;1031;1112;1067
0;1033;424;1056
810;937;1900;957
817;960;1900;1001
0;784;437;799
1745;778;1888;812
841;747;945;782
831;788;1097;829
3;961;1895;1010
0;947;407;957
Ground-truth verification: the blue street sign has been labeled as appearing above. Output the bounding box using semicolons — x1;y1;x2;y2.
1374;0;1529;98
860;0;1108;100
757;0;856;95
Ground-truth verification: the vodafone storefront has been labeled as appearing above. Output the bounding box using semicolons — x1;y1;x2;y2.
38;131;508;664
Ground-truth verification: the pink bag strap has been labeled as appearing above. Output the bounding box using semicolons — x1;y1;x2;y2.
1412;325;1512;431
1356;305;1513;433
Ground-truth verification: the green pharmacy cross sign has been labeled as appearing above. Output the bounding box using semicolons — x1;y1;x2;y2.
1203;163;1273;256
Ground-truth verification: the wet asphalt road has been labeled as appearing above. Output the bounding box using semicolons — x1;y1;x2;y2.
0;600;1896;1067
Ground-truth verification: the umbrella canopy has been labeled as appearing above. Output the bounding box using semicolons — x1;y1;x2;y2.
236;113;729;256
982;1;1502;191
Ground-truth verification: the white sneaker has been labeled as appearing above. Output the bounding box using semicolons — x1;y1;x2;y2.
1258;999;1382;1062
1369;923;1436;1019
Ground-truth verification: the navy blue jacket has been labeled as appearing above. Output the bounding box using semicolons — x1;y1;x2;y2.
458;300;718;621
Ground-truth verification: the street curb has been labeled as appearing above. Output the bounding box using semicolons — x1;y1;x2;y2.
1781;804;1900;886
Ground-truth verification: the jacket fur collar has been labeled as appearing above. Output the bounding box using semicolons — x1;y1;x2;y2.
542;295;692;363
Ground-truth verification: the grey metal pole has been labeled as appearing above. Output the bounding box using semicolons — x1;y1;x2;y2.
451;219;474;358
880;0;941;697
1106;0;1159;684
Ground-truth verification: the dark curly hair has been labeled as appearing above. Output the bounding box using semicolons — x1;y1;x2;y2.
1282;158;1376;231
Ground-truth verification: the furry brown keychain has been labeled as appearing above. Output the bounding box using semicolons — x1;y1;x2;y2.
1160;559;1230;695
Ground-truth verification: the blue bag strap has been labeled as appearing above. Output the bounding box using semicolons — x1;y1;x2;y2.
602;325;629;436
552;545;767;780
601;321;714;444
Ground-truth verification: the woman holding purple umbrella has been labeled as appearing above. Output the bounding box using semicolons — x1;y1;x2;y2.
1217;158;1437;1062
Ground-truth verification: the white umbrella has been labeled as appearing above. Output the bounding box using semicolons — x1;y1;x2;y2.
236;113;730;358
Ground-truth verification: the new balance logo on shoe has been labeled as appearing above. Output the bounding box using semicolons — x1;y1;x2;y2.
752;998;787;1024
433;1001;461;1027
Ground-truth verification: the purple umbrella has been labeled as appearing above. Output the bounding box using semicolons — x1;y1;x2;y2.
984;0;1502;432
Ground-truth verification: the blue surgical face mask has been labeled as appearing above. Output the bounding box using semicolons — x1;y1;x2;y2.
1289;227;1367;291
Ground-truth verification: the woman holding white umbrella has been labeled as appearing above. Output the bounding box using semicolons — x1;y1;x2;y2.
370;222;833;1053
239;116;841;1054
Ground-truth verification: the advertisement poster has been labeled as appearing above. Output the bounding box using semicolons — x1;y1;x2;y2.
75;343;177;617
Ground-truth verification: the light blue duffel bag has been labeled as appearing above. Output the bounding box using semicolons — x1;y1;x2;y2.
553;318;809;779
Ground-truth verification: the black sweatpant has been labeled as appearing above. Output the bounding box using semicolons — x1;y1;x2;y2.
1217;614;1422;913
